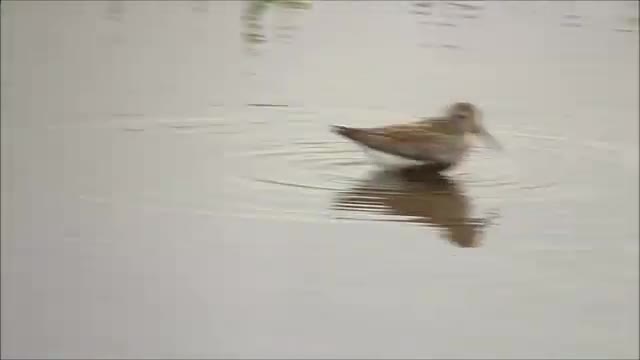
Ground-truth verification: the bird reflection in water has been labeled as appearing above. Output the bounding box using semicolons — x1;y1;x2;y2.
333;165;498;248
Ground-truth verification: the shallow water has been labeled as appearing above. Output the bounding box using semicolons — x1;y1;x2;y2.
1;1;638;358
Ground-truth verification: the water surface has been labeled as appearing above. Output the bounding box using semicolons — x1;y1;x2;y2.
1;1;638;358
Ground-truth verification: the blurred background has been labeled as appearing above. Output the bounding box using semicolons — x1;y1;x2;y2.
1;1;638;358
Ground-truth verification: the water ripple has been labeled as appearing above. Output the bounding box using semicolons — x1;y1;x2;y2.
210;107;629;247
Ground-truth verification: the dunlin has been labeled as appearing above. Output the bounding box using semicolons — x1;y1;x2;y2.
331;102;501;171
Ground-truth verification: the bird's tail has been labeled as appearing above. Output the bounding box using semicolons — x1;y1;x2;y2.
330;125;362;141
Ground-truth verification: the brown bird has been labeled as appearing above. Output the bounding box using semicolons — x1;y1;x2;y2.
331;102;501;171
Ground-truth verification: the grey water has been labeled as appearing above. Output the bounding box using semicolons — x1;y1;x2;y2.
1;1;638;358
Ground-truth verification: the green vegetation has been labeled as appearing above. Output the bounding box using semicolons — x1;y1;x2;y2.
243;0;311;44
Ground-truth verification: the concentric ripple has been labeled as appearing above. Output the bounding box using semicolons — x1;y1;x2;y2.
164;106;636;246
204;106;633;232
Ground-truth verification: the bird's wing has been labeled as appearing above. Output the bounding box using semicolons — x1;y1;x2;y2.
367;117;452;140
351;121;463;163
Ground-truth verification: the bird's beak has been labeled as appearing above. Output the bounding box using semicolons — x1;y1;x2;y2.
477;126;502;151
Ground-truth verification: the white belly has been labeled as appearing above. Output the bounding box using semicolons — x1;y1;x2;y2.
362;146;431;169
360;133;475;170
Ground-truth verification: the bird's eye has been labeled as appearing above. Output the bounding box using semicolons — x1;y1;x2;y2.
454;113;467;120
